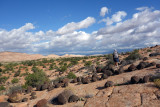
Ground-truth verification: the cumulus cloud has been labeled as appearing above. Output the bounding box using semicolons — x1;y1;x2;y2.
57;17;96;34
100;7;109;17
0;7;160;55
99;11;127;25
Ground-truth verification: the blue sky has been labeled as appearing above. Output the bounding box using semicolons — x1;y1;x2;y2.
0;0;160;55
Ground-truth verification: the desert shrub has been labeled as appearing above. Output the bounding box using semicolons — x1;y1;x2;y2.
49;59;54;63
147;49;152;52
0;85;6;91
31;66;40;72
154;79;160;88
42;64;46;68
0;63;2;66
96;61;100;65
25;70;49;87
11;78;19;84
49;64;54;70
0;76;8;84
125;49;141;60
42;58;48;63
14;70;21;77
8;85;22;94
59;65;67;72
0;73;2;76
84;61;92;67
0;68;2;72
67;72;77;79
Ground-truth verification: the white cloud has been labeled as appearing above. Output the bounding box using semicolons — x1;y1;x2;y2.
57;17;96;34
0;7;160;55
100;7;109;17
99;11;127;25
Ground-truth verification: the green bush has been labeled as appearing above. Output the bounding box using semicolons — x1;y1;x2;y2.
67;72;77;79
0;76;8;84
0;63;2;66
14;70;21;77
0;85;6;91
125;49;141;60
84;61;92;67
25;70;49;87
59;65;67;72
147;49;152;52
11;78;19;84
31;66;40;72
0;68;2;72
154;79;160;88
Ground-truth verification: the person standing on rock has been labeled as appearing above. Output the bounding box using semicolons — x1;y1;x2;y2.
113;49;119;67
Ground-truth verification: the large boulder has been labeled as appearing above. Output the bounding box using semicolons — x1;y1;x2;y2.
57;90;74;104
128;64;136;71
55;83;62;88
104;81;114;88
61;78;69;84
8;92;23;103
131;76;140;84
68;95;79;103
36;99;48;107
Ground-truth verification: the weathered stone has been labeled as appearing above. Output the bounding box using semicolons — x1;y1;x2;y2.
116;67;124;74
30;96;37;100
103;70;113;76
31;92;36;96
63;82;68;87
143;75;150;83
143;57;148;61
68;95;79;103
92;76;97;82
104;81;114;88
36;99;48;107
96;66;102;73
41;84;48;90
72;78;77;83
36;85;42;91
26;86;32;94
8;92;23;103
0;102;10;107
128;64;136;71
131;76;140;84
47;84;54;91
61;78;69;83
77;77;81;82
81;77;90;84
22;98;28;102
156;64;160;68
149;53;160;57
137;62;146;70
55;83;62;88
57;89;73;104
101;74;108;79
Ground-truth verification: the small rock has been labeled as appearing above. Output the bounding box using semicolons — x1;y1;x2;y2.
103;70;113;76
22;98;28;102
137;62;146;70
101;74;108;79
36;99;48;107
143;75;150;83
57;94;67;104
128;64;136;71
41;84;48;90
55;83;62;88
104;81;114;88
68;95;79;103
30;96;37;100
81;77;90;84
26;86;32;94
77;77;81;82
156;64;160;68
31;92;36;96
72;78;77;83
143;57;148;61
63;82;68;87
36;85;42;91
131;76;140;84
0;102;10;107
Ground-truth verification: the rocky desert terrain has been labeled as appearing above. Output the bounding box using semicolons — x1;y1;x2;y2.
0;45;160;107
